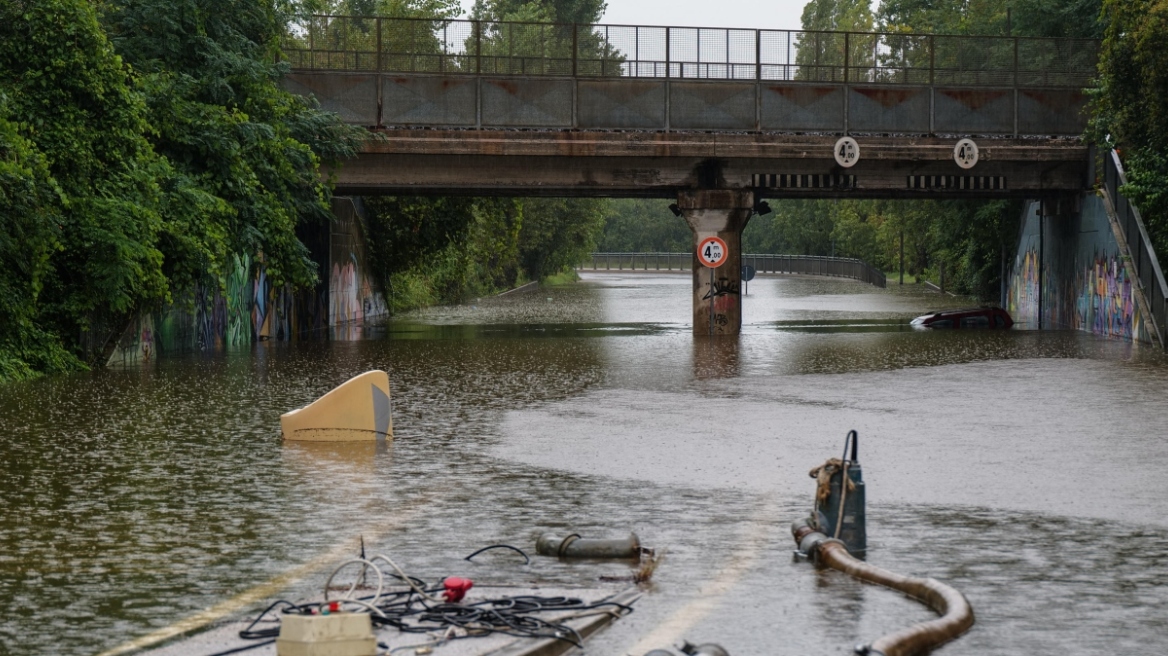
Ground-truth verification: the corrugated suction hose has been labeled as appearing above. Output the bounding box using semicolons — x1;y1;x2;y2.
792;519;974;656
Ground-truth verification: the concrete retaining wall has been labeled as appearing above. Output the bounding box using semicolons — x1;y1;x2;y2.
1007;194;1148;343
107;198;386;366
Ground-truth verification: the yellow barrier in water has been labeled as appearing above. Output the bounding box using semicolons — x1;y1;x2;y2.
281;370;393;442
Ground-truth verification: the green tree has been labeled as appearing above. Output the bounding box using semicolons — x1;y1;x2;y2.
1095;0;1168;256
0;97;82;380
1;0;170;363
363;196;478;279
470;0;605;25
103;0;366;291
877;0;1102;37
597;200;691;253
518;197;606;279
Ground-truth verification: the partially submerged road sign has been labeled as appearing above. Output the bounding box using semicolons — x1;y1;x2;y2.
697;237;729;268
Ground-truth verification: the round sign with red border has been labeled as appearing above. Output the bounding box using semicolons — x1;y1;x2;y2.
697;236;729;268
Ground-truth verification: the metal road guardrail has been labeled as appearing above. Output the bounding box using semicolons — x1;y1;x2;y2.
1103;150;1168;346
579;253;887;288
284;16;1098;88
282;17;1096;135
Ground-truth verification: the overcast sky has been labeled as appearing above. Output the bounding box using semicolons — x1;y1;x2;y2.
457;0;814;30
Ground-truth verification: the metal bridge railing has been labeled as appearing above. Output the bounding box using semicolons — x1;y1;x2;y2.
284;16;1098;89
578;253;887;288
1103;151;1168;346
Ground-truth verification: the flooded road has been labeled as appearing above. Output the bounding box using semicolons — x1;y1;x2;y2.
2;272;1167;655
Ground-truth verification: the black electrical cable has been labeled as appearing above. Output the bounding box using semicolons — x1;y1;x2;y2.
238;600;301;640
464;544;531;565
231;566;634;652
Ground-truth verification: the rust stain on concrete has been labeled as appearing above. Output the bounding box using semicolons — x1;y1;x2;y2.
940;89;1009;111
854;87;922;108
490;80;521;95
768;86;837;107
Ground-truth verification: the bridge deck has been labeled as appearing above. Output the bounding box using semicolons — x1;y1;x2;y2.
291;17;1096;198
331;129;1088;198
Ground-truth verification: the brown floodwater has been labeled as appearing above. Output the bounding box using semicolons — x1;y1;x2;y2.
1;272;1166;656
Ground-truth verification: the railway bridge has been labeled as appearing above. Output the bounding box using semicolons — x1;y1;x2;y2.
283;16;1100;335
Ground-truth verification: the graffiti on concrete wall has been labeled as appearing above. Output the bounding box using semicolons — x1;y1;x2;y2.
329;199;387;333
107;197;387;366
1007;196;1147;343
1072;254;1141;340
1008;248;1042;325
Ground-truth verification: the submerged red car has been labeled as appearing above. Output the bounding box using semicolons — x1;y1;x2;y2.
911;307;1014;329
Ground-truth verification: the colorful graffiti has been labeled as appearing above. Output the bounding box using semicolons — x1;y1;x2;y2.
329;199;387;334
226;253;252;347
1072;254;1140;340
1007;248;1042;326
1007;197;1147;343
107;197;388;366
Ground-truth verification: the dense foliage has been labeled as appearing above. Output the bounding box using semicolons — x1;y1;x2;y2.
1;0;171;371
104;0;366;289
0;0;362;380
0;96;81;379
356;0;609;312
1095;0;1168;257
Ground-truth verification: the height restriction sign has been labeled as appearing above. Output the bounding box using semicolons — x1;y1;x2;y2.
697;236;729;268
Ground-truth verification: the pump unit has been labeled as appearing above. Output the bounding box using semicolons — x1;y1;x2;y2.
808;430;866;556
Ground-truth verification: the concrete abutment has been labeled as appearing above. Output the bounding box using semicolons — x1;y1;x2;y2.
678;190;754;336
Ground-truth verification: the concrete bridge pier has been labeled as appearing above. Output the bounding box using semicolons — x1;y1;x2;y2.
679;190;754;336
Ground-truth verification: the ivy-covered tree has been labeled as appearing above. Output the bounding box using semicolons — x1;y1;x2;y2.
0;97;81;380
102;0;366;290
1;0;170;363
1095;0;1168;256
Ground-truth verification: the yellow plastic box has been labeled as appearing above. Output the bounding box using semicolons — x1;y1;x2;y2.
275;613;377;656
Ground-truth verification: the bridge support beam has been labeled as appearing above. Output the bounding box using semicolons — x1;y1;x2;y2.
679;190;754;336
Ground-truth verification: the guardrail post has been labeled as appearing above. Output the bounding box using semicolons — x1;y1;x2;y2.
376;17;382;72
844;32;850;83
1012;37;1020;137
928;35;935;85
475;20;482;74
756;29;762;81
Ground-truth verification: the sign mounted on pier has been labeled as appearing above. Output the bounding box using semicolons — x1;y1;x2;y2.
697;237;729;268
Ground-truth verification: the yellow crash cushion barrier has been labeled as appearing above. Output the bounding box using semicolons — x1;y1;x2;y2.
280;370;393;442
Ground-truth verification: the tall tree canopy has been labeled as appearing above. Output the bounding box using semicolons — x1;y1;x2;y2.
1095;0;1168;255
103;0;366;290
1;0;170;362
0;0;363;377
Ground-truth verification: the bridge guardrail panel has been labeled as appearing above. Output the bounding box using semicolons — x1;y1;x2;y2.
481;78;574;127
933;87;1015;134
847;85;932;134
283;72;380;126
760;84;845;132
287;18;1099;88
577;79;667;129
1016;89;1090;136
669;81;758;130
382;75;478;126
